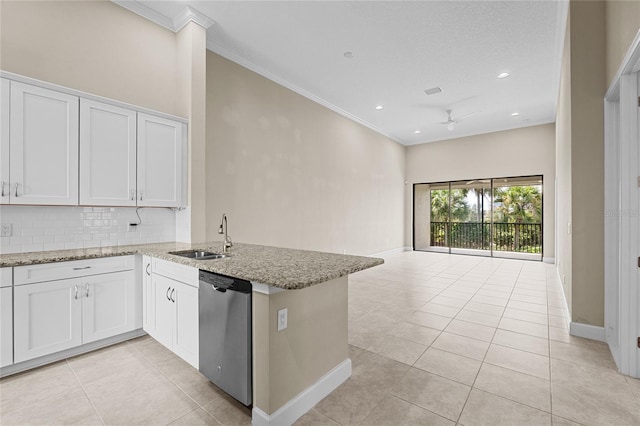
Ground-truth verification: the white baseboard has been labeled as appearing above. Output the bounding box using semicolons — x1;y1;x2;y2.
1;329;146;378
369;247;411;257
252;358;351;426
543;257;555;264
570;322;606;342
555;267;572;321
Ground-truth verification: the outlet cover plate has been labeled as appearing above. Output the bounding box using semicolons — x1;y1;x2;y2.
277;308;288;332
0;223;12;237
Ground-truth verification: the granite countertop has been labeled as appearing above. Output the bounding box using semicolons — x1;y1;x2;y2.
0;241;384;290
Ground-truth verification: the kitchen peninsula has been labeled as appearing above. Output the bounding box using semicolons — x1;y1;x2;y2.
0;241;383;425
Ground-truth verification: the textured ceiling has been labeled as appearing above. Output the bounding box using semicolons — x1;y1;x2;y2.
119;0;568;145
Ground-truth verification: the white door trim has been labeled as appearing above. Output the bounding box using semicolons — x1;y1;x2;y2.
604;29;640;378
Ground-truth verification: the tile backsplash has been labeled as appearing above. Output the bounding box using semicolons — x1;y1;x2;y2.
0;205;176;254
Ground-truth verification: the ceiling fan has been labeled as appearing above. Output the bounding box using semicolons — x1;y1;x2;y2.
440;109;477;131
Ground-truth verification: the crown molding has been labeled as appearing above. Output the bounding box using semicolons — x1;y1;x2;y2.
173;6;215;31
112;1;214;32
205;39;402;146
112;0;175;31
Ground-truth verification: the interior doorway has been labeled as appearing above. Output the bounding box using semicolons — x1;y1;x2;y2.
603;38;640;378
413;175;543;261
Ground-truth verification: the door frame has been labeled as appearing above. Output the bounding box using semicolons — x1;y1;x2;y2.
604;30;640;378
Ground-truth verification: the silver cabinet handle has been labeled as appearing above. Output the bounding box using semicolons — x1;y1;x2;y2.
73;266;91;270
130;189;135;201
166;286;171;301
85;284;90;298
139;190;144;201
170;288;175;303
145;263;150;276
1;181;5;197
74;285;78;300
14;183;18;197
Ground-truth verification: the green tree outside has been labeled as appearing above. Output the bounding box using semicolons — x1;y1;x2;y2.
493;185;542;223
430;189;471;222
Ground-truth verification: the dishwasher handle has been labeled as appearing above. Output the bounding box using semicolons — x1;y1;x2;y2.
212;284;227;293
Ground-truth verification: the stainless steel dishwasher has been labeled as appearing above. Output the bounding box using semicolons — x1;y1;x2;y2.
199;270;252;406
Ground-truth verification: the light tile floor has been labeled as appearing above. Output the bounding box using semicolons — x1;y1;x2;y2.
1;251;639;425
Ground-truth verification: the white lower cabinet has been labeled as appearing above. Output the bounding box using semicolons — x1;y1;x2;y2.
1;286;13;368
13;257;137;364
141;255;154;334
172;280;199;366
150;274;199;368
82;271;136;344
14;279;83;363
147;258;198;368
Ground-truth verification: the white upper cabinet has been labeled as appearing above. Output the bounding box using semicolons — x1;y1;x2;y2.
1;79;9;203
9;82;79;205
1;75;186;207
80;99;137;206
137;113;184;208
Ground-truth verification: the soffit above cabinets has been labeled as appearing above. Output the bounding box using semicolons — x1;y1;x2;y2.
114;0;568;146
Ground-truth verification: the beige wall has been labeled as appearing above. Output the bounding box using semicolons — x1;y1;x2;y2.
557;0;640;328
205;52;406;255
252;277;348;414
568;0;607;327
405;124;556;258
0;1;184;117
555;11;573;313
605;0;640;86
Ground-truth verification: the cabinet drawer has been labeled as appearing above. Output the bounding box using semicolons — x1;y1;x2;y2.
0;268;12;288
14;255;135;286
151;257;198;287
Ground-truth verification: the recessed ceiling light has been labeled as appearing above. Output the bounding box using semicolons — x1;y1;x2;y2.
375;105;383;110
343;51;354;59
498;72;510;79
414;130;421;134
511;112;520;116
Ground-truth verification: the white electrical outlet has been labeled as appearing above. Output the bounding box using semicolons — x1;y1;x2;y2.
277;308;288;332
0;223;12;237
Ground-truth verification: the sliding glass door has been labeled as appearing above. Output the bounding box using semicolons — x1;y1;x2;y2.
449;179;492;257
492;176;543;260
414;175;543;260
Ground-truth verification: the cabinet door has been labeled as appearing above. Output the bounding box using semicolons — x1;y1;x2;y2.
14;279;82;363
79;99;136;206
0;287;12;367
82;270;136;344
151;274;175;351
1;78;9;204
137;113;184;207
9;82;79;205
173;281;199;369
142;255;155;334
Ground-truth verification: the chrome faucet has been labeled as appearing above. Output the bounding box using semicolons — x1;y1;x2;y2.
218;213;233;253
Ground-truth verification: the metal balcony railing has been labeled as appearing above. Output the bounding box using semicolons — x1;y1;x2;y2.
430;221;542;254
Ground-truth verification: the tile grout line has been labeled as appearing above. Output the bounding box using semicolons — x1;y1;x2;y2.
65;358;107;426
124;340;224;425
356;255;489;425
455;265;558;417
455;259;525;424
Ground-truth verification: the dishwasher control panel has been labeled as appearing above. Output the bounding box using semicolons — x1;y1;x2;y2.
199;271;251;293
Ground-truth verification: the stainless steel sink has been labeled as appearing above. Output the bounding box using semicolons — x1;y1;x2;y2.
169;250;227;260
